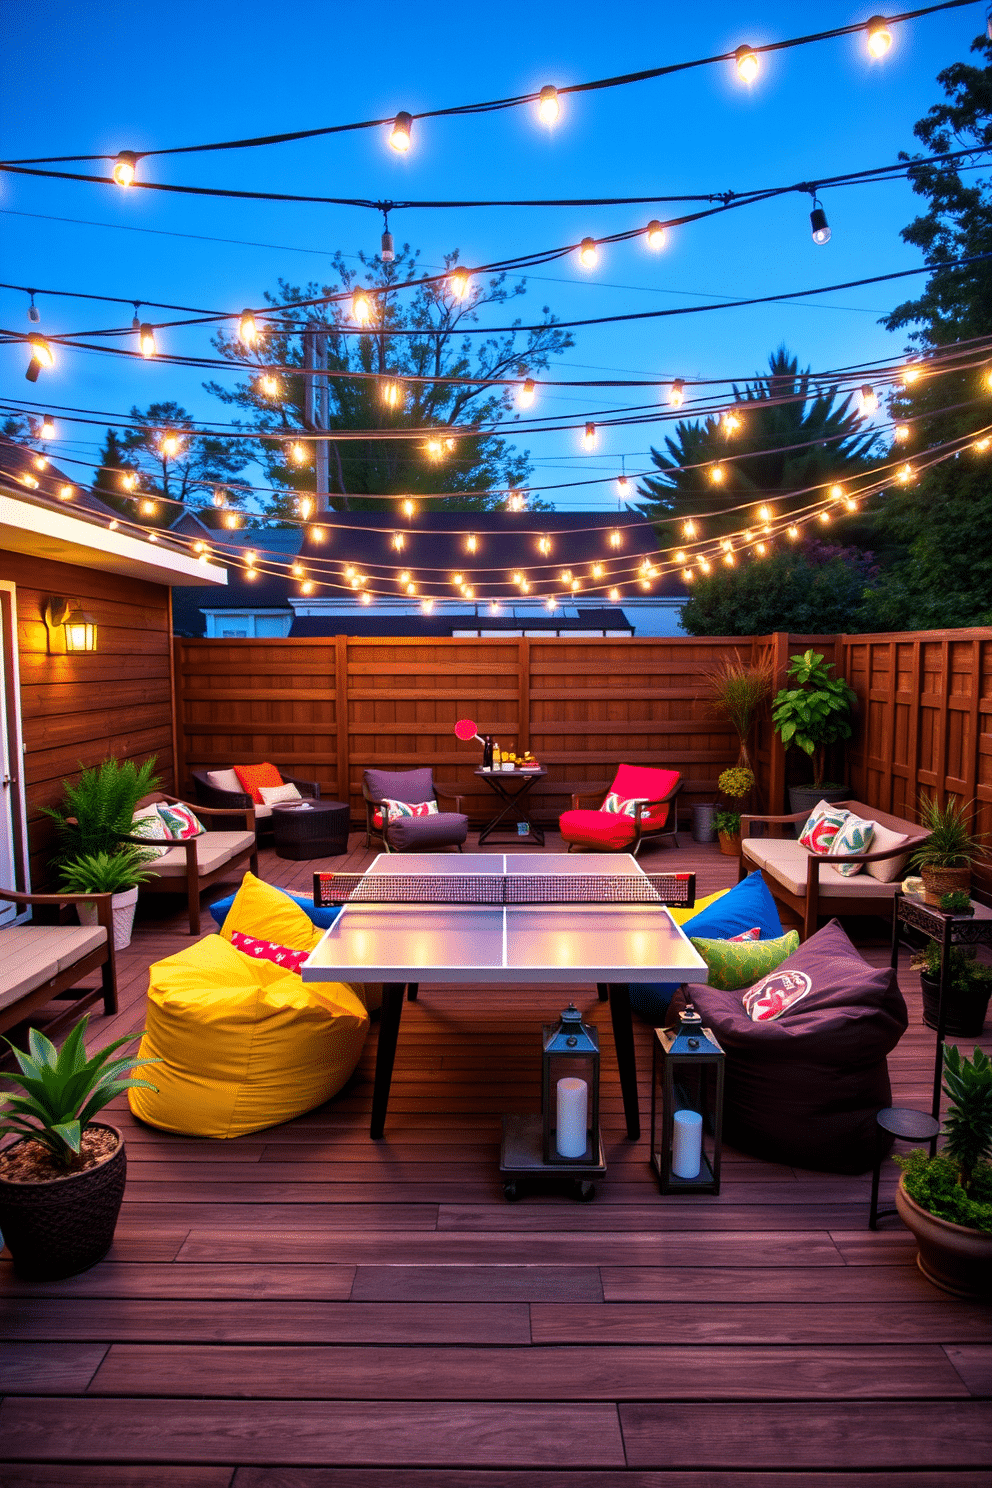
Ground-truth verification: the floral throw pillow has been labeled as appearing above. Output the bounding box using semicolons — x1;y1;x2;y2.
798;801;850;855
828;814;876;877
229;931;308;975
380;797;439;824
689;930;800;992
729;926;761;941
602;792;646;818
129;809;172;860
156;802;205;841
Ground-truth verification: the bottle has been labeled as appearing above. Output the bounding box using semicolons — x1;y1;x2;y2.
493;742;501;768
483;735;493;770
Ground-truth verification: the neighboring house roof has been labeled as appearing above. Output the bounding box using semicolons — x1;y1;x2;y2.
288;608;635;639
0;437;120;520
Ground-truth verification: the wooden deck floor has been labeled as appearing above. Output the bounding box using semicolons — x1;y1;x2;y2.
2;832;990;1486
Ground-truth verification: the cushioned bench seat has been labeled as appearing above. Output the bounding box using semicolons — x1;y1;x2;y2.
0;886;118;1038
742;838;897;899
0;925;107;1010
142;831;257;878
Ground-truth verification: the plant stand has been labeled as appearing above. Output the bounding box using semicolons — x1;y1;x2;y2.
891;891;992;1151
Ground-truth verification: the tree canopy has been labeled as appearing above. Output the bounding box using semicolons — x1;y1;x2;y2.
91;406;250;528
680;539;879;637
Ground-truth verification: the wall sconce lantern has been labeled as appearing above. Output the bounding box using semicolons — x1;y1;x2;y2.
651;1004;725;1195
44;597;98;655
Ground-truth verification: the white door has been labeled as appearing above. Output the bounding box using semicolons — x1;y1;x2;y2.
0;582;28;925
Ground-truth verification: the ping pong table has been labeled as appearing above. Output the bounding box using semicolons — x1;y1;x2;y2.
302;852;708;1139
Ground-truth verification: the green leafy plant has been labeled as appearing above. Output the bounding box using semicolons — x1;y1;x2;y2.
58;850;154;897
714;808;742;838
939;889;973;915
42;756;160;864
896;1046;992;1232
912;795;989;871
718;766;755;801
0;1018;159;1169
910;942;992;999
770;650;857;787
706;653;774;769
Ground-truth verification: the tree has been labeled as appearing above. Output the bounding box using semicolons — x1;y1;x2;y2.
204;243;572;515
680;540;879;637
92;405;251;529
866;31;992;629
638;347;880;541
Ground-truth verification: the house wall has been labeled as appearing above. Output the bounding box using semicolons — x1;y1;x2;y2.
1;548;175;884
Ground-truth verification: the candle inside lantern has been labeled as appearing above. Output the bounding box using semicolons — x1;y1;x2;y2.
556;1077;588;1158
672;1108;703;1179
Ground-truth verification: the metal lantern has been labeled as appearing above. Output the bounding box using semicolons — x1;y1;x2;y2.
542;1003;600;1165
651;1004;725;1194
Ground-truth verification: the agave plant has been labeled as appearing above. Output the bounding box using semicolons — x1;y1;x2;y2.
0;1018;159;1168
912;795;989;871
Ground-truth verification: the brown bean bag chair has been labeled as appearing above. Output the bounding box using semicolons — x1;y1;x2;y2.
669;919;908;1173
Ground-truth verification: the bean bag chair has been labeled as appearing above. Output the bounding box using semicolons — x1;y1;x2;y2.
128;934;369;1138
667;918;909;1173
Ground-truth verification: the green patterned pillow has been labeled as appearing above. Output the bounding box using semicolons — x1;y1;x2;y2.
689;930;800;992
827;813;875;877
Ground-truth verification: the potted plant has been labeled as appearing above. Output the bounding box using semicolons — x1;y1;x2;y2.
43;755;160;861
771;650;857;817
715;766;754;856
706;652;774;771
911;794;989;906
939;889;974;917
894;1045;992;1300
58;849;154;951
0;1018;159;1281
910;941;992;1039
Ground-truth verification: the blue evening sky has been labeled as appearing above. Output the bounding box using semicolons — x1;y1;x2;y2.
0;0;983;510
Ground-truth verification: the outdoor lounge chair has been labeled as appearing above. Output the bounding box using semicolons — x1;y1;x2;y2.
362;767;468;852
559;765;683;855
0;887;117;1039
190;767;320;839
124;792;258;936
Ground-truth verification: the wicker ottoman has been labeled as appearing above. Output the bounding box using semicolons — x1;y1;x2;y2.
271;801;351;860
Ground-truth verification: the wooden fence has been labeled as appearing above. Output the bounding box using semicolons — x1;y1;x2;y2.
174;629;992;876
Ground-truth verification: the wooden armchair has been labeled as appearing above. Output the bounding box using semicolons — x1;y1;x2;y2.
124;792;259;935
0;887;117;1039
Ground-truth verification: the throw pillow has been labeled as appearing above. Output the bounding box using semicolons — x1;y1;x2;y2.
206;768;243;795
129;810;172;860
828;813;876;877
602;792;646;818
156;802;205;840
259;782;304;806
230;931;309;976
380;797;439;823
798;801;850;855
865;822;911;883
689;930;800;992
730;927;761;941
233;763;284;803
220;871;324;952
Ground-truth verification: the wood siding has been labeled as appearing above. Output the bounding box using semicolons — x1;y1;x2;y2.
1;549;175;883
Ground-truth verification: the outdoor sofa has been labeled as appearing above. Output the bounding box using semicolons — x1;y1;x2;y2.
124;792;258;936
0;886;117;1038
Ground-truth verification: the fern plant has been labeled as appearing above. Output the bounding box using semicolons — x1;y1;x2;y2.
58;850;154;896
42;756;160;863
0;1018;159;1169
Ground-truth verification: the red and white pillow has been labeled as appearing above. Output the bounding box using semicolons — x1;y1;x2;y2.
602;792;647;819
377;797;439;827
156;802;205;840
798;801;850;855
229;931;309;975
729;926;761;942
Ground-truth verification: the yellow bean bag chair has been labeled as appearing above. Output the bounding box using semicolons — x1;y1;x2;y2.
129;933;369;1138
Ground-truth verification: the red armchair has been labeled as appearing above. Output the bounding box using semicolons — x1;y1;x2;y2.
559;765;683;856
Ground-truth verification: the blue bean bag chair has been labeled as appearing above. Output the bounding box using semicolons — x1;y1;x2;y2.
630;871;785;1025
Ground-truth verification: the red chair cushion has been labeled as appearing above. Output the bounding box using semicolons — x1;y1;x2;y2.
609;764;680;830
559;809;638;849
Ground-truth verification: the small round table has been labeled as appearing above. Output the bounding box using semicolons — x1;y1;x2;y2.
271;800;350;860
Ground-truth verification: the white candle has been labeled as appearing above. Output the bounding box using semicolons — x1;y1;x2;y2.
672;1109;703;1179
556;1077;588;1159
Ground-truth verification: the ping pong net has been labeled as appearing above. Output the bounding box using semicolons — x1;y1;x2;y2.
313;871;695;909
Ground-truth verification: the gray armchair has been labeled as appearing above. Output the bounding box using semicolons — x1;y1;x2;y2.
363;767;468;853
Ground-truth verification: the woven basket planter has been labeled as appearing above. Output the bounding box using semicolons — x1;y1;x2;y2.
920;866;972;907
0;1123;126;1281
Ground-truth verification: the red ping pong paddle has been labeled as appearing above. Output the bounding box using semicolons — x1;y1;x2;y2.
454;718;484;744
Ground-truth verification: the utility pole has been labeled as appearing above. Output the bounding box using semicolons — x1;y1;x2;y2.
303;329;330;513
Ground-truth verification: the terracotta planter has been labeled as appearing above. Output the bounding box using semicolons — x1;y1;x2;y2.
0;1124;126;1281
920;865;972;907
895;1176;992;1300
717;830;741;857
919;972;990;1039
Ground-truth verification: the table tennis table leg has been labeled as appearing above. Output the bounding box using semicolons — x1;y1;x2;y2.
370;982;406;1139
607;983;641;1140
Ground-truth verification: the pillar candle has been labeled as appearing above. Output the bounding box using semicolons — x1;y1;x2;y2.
672;1108;703;1179
556;1076;588;1158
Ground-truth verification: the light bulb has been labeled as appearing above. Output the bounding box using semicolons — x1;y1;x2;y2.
898;463;915;483
984;368;992;391
310;525;325;542
722;410;743;435
398;570;411;585
645;220;666;250
735;44;759;84
675;549;686;564
819;510;831;524
298;495;314;520
406;582;417;595
426;438;443;460
507;491;526;511
755;542;767;557
721;538;733;552
682;568;694;583
292;562;304;578
121;472;138;492
33;455;47;470
829;484;844;500
709;464;725;484
140;498;157;516
559;570;572;584
683;519;697;538
139;323;156;358
360;591;373;606
866;15;892;57
27;296;40;324
113;151;137;187
669;379;685;408
380;230;395;263
393;532;405;551
609;587;620;602
973;437;991;453
787;524;799;539
583;422;596;450
845;497;858;512
545;596;556;611
421;597;434;614
451;573;463;586
58;484;74;500
724;552;735;566
26;334;54;382
894;424;911;442
617;474;629;496
290;441;308;464
578;237;598;269
224;513;239;530
449;267;471;300
743;529;752;542
19;473;39;490
40;414;55;439
517;378;536;408
520;579;530;593
301;580;315;596
352;289;372;325
538;84;560;125
444;436;456;452
245;566;257;580
238;310;258;345
466;535;478;553
698;557;711;573
538;536;550;555
757;505;771;522
591;563;603;579
402;498;416;518
389;111;413;152
902;364;921;386
382;379;402;408
511;571;523;586
160;433;180;458
810;202;831;245
463;585;474;600
260;374;279;398
859;384;877;416
609;529;622;547
108;519;119;530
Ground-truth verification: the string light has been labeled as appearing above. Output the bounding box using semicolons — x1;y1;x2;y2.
787;524;800;538
698;557;712;573
511;571;523;586
380;223;395;262
19;473;39;490
735;44;759;84
108;518;119;531
545;596;556;611
25;334;54;382
538;535;551;555
819;510;831;524
756;505;772;522
466;534;478;553
828;483;844;500
683;520;697;539
675;549;686;564
224;512;240;529
721;409;743;436
724;551;735;566
755;542;767;557
669;379;685;408
809;197;831;245
845;497;858;511
140;498;157;516
578;238;599;269
245;565;257;581
147;533;159;543
538;85;560;125
682;567;694;583
382;379;403;408
517;378;536;408
290;440;308;464
645;220;666;250
426;437;444;460
859;384;877;416
463;585;474;600
360;590;373;605
39;414;55;439
392;532;405;551
583;422;596;451
352;289;372;325
58;484;74;500
421;597;434;614
402;498;416;518
33;455;48;471
894;424;911;442
451;572;464;586
121;471;138;492
591;563;603;579
298;495;314;520
974;437;991;453
709;465;725;484
139;323;157;358
160;433;180;458
902;363;921;386
449;267;471;300
519;579;530;593
559;569;573;584
609;529;622;548
112;151;137;187
721;538;734;552
291;561;304;578
866;15;892;56
310;525;326;542
609;587;621;602
389;112;413;152
507;491;526;511
398;570;411;585
984;368;992;391
27;292;40;324
238;310;258;346
898;462;915;483
259;374;279;398
301;580;315;596
616;473;629;498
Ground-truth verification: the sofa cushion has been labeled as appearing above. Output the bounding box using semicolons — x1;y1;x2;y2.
676;919;908;1172
259;782;302;806
828;813;876;877
130;808;172;859
689;929;799;992
742;838;896;899
207;768;243;794
142;831;256;880
230;930;309;975
156;802;205;840
365;767;434;806
381;796;439;823
798;801;849;855
611;765;678;830
864;821;911;882
234;762;283;803
559;808;636;850
0;925;107;1010
387;811;469;852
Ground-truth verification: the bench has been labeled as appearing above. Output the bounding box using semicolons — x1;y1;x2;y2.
0;888;117;1039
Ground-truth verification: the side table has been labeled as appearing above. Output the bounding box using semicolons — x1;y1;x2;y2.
890;890;992;1150
271;800;350;860
474;768;547;846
